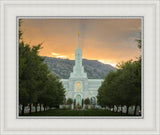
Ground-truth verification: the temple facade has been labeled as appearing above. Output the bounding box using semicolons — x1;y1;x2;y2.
61;33;103;106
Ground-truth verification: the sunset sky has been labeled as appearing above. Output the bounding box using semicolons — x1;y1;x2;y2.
21;18;141;67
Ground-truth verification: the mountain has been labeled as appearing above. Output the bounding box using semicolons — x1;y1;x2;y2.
43;56;116;79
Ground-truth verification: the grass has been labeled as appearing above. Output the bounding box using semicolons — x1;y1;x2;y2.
20;109;135;116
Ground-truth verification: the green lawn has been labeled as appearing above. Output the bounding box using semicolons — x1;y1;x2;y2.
20;109;135;116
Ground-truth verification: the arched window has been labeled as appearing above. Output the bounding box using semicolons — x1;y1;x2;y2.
76;82;81;92
91;97;96;105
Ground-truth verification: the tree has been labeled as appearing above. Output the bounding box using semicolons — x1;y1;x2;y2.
19;86;29;115
84;98;90;105
97;59;141;115
116;61;140;115
67;98;73;105
19;19;23;41
97;71;119;111
19;43;47;114
135;32;141;49
19;42;65;114
38;73;65;111
53;77;65;108
34;62;49;112
97;85;105;107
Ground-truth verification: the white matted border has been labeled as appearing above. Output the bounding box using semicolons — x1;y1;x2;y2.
0;0;160;135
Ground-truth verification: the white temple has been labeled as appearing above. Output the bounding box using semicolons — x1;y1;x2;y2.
61;32;103;106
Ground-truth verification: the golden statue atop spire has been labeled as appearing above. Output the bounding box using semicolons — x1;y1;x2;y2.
78;31;80;37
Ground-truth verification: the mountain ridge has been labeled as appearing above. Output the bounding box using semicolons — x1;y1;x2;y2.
43;56;116;79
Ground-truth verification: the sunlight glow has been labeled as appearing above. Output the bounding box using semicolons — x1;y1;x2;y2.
56;55;67;58
51;52;59;56
105;63;117;68
51;52;68;59
98;60;116;67
98;60;105;63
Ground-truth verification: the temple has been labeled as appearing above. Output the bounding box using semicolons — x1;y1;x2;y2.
61;32;103;107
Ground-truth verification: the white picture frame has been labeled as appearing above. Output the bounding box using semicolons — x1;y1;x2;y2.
0;0;159;135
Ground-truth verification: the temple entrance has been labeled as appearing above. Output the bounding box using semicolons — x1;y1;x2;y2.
75;95;82;106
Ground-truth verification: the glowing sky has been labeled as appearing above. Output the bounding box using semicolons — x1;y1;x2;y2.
21;18;141;67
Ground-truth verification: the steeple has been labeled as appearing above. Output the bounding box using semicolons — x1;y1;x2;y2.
75;31;82;67
69;32;87;79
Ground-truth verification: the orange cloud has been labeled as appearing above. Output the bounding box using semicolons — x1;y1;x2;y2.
56;55;68;58
51;52;59;56
21;18;141;66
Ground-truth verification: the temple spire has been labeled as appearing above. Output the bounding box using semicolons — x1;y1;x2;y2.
78;31;80;49
69;31;87;78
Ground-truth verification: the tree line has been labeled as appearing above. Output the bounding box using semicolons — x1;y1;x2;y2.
97;39;141;116
19;20;65;115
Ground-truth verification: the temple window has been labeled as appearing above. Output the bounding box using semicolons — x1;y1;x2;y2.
76;82;81;92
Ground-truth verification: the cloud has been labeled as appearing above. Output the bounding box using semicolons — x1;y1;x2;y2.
21;18;141;65
56;55;68;58
51;52;59;56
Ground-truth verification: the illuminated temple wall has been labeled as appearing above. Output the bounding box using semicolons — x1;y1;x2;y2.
60;34;104;104
61;79;103;100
